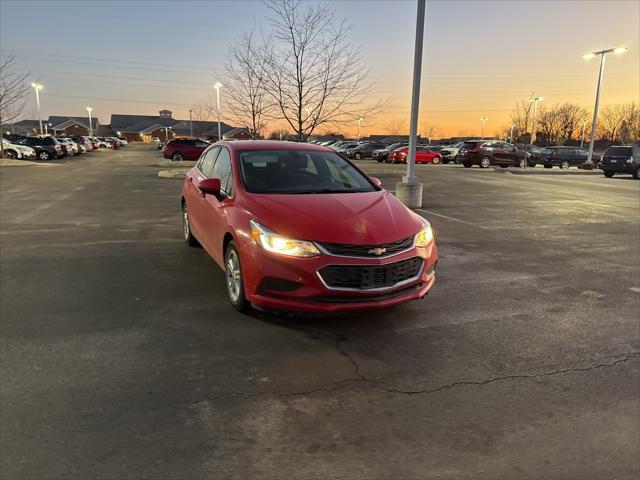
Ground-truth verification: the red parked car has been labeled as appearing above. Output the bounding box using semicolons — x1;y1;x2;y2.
181;141;438;314
164;138;210;161
388;146;443;164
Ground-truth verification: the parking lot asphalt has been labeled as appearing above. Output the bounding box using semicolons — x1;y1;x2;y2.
1;145;639;479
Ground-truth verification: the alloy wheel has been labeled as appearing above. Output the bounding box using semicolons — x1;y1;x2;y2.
561;161;570;170
480;157;491;168
182;207;190;240
226;250;242;303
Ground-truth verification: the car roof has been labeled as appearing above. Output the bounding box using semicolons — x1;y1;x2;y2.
220;140;334;153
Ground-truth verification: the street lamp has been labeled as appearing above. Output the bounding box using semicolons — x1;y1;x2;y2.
580;120;587;148
357;116;364;142
529;97;543;145
509;123;515;143
583;46;628;165
480;117;488;139
31;83;43;134
86;107;93;136
164;126;172;141
214;82;222;141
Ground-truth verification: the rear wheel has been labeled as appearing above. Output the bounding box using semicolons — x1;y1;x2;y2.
480;156;491;168
182;203;199;247
225;241;248;312
4;150;17;159
38;151;50;161
432;157;441;165
354;152;362;160
560;160;570;170
172;152;184;162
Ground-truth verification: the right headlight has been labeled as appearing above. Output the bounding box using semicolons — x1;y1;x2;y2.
250;220;320;258
414;218;434;247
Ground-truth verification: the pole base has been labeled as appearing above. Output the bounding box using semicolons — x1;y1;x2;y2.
395;181;423;208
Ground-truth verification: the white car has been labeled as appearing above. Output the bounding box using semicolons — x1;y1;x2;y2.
1;138;37;159
440;142;465;164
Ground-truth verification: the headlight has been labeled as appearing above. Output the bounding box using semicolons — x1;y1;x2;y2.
250;220;320;258
414;218;434;247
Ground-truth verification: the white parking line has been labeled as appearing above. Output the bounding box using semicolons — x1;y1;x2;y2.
416;209;488;229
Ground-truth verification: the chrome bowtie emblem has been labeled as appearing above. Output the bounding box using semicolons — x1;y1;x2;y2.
368;247;386;255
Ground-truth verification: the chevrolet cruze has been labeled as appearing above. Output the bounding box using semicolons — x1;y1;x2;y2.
181;141;437;313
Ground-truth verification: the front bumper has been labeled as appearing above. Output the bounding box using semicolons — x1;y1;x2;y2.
241;241;438;313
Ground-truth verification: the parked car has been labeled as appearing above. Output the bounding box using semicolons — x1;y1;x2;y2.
343;142;389;160
180;141;437;313
71;136;94;151
55;137;77;155
514;144;544;162
540;146;599;169
117;137;128;146
372;143;408;162
599;144;640;179
440;142;464;164
13;136;64;160
331;141;359;152
164;138;210;161
1;138;36;159
389;145;443;164
458;140;531;168
152;137;160;143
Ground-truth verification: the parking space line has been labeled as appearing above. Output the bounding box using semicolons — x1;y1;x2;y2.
416;209;489;229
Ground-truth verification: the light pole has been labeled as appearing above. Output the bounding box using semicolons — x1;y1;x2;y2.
509;124;515;143
583;46;628;164
31;83;43;134
580;120;587;148
396;0;426;209
357;116;364;142
214;82;222;141
529;97;542;145
164;126;172;141
86;107;93;136
189;109;193;138
480;117;488;139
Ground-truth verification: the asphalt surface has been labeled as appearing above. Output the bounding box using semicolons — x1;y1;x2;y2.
1;145;639;479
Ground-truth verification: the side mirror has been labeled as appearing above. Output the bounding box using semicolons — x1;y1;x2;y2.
369;176;383;188
198;178;221;196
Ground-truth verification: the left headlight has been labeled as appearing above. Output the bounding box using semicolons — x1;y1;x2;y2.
250;220;320;258
414;218;434;247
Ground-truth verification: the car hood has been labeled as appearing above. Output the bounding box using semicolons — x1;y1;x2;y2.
245;190;423;244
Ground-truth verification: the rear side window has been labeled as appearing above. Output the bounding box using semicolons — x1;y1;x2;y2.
605;146;632;157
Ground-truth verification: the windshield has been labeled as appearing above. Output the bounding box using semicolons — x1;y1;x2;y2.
237;149;377;194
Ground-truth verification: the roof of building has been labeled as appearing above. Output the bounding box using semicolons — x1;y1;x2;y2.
47;116;98;130
223;127;251;138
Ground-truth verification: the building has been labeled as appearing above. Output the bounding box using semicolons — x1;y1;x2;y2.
4;119;42;135
110;109;244;143
47;116;99;136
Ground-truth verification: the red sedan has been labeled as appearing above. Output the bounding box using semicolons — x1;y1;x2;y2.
164;138;211;161
181;141;438;314
388;146;443;164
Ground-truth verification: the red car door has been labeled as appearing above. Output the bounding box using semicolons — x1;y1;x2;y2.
196;146;234;264
185;147;220;239
415;147;429;163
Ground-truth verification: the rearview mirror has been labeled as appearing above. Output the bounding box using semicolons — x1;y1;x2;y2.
369;176;383;188
198;178;221;196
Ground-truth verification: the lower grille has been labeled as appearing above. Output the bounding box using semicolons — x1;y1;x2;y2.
318;257;423;290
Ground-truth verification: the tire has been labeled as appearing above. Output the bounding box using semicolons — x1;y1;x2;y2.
182;203;199;247
354;152;362;160
463;163;472;168
225;241;248;312
4;150;17;159
432;157;441;165
172;152;184;162
38;151;50;161
480;156;491;168
633;170;639;179
560;160;570;170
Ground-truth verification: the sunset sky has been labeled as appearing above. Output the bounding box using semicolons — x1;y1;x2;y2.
1;0;638;138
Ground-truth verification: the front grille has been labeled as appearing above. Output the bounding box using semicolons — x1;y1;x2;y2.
318;257;423;290
319;236;414;257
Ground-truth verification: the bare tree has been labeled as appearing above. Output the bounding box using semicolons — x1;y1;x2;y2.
599;103;632;142
624;102;640;142
0;54;30;157
189;100;213;137
261;0;386;141
536;105;565;145
268;128;290;140
223;29;273;139
420;122;441;142
556;103;588;140
385;118;407;136
509;100;535;143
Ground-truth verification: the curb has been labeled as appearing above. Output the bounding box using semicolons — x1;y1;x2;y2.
154;160;197;167
158;169;189;178
498;168;602;175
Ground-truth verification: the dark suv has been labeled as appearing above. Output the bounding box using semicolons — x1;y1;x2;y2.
599;145;639;179
540;146;599;169
14;136;63;160
343;142;388;160
458;140;530;168
163;138;210;161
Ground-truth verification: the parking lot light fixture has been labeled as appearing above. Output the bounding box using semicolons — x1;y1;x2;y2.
583;46;628;165
395;0;426;209
31;83;44;134
580;120;587;148
480;117;488;139
214;82;222;141
529;97;543;146
357;116;364;142
86;107;93;136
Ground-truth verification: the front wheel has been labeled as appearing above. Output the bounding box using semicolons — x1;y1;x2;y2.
182;203;199;247
38;151;50;161
480;156;491;168
225;241;248;312
4;150;17;159
560;160;570;170
432;157;441;165
172;152;184;162
354;152;362;160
